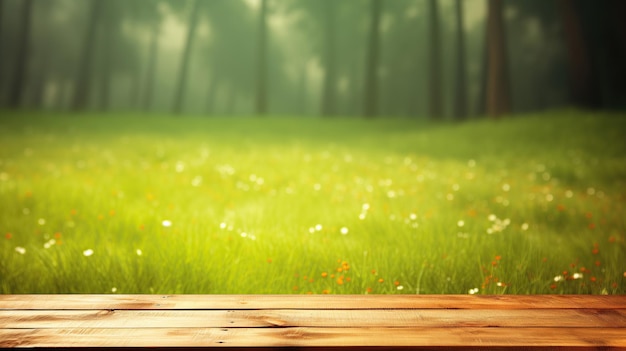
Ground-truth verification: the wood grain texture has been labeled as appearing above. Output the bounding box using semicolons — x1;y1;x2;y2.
1;295;625;349
2;309;626;329
1;327;625;348
1;294;625;310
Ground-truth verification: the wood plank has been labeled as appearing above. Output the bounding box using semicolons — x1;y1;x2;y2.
1;327;625;348
2;308;626;329
1;294;625;310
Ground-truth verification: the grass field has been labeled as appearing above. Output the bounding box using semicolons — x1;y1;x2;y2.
1;110;625;294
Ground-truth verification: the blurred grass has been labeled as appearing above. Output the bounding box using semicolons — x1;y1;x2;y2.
0;109;625;294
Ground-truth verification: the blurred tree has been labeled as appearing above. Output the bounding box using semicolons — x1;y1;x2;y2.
71;0;102;111
453;0;467;120
98;1;116;111
28;1;56;109
428;0;442;120
320;0;336;117
201;0;256;115
7;0;33;108
556;0;600;109
606;0;626;109
503;0;563;113
256;0;268;115
614;0;626;59
485;0;510;118
139;2;163;112
142;22;160;111
272;0;366;116
126;0;183;112
0;0;4;102
298;67;308;115
172;0;200;115
363;0;382;118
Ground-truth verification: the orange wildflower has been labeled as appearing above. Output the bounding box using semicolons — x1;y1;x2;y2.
378;278;384;283
321;272;328;278
5;233;11;240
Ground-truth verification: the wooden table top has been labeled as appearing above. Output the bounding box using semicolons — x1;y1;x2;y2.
1;294;625;349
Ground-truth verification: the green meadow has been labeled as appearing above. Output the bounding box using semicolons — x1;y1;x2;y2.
1;110;625;294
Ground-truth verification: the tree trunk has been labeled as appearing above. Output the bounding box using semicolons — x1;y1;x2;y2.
485;0;510;118
298;67;308;115
0;0;5;103
98;3;114;112
351;60;360;116
7;0;33;108
556;0;600;109
476;31;487;117
428;0;443;120
614;0;626;57
453;0;467;120
363;0;382;118
71;0;102;111
31;47;49;109
321;0;336;117
142;23;160;112
172;0;200;115
607;0;626;108
204;62;220;115
255;0;268;115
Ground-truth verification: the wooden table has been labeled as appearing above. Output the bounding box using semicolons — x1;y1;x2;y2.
1;294;625;349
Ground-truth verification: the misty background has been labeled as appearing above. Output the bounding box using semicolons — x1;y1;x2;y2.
0;0;624;119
